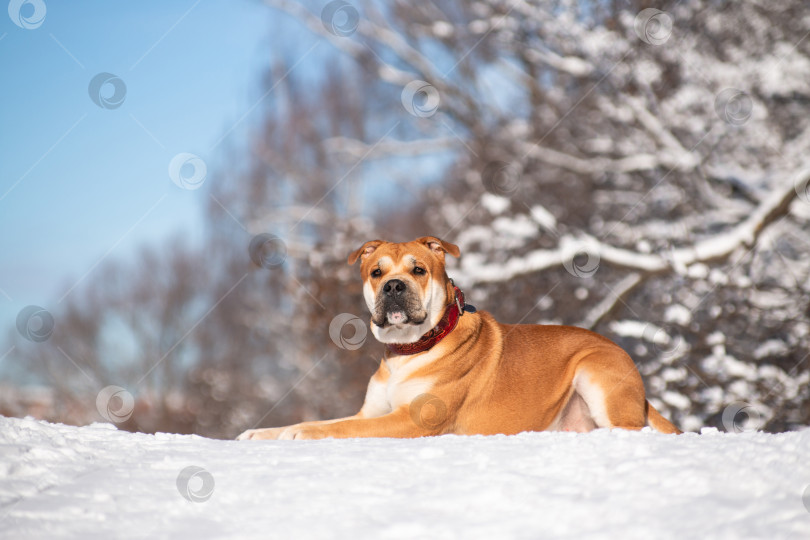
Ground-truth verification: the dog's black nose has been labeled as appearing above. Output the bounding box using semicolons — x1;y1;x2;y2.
383;279;406;297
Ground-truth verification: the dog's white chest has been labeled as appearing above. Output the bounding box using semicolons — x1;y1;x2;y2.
363;352;436;417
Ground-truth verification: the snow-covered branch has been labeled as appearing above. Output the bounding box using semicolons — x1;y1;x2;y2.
323;136;458;159
520;142;664;176
459;167;810;285
579;272;643;329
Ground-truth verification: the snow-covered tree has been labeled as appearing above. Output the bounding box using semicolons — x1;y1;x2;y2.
256;0;810;431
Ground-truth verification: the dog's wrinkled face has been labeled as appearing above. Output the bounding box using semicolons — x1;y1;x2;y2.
348;236;460;344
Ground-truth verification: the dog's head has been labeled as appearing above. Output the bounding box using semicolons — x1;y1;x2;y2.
348;236;460;344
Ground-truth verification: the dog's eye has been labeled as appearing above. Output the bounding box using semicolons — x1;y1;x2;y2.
413;266;426;275
371;268;382;278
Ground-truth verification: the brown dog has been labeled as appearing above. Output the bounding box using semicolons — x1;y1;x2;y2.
237;236;680;440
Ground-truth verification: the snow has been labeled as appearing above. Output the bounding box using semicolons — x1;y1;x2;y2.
529;204;557;231
664;304;692;326
431;21;454;38
491;215;537;239
480;193;510;215
2;416;809;539
755;339;790;360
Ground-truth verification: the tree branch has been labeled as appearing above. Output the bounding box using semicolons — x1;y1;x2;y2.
323;135;458;159
459;167;810;286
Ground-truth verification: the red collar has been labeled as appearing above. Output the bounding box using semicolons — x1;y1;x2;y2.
386;286;466;356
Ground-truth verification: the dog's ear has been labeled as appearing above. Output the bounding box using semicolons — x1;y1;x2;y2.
417;236;460;258
348;240;385;265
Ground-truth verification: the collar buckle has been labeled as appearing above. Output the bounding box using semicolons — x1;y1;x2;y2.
450;278;464;316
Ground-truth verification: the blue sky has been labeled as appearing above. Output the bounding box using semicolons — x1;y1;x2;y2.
0;1;313;346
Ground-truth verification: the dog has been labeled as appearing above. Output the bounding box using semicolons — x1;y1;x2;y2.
237;236;680;440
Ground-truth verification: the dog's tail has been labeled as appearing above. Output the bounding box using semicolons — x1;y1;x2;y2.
645;401;682;434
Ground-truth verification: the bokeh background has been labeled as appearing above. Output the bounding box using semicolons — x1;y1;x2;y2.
2;0;809;439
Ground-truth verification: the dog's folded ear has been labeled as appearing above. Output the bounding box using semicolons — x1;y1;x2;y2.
417;236;460;258
348;240;385;265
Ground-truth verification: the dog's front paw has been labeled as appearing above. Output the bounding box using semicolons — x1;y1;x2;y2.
277;425;329;440
236;428;261;440
236;427;284;441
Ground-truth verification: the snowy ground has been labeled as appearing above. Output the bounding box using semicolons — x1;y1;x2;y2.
1;416;809;539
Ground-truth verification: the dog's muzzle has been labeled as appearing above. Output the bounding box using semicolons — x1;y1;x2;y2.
374;278;424;327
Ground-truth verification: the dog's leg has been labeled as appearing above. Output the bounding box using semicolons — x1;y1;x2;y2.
277;408;435;440
572;352;647;431
236;416;361;441
238;362;398;441
553;391;598;432
236;426;286;440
